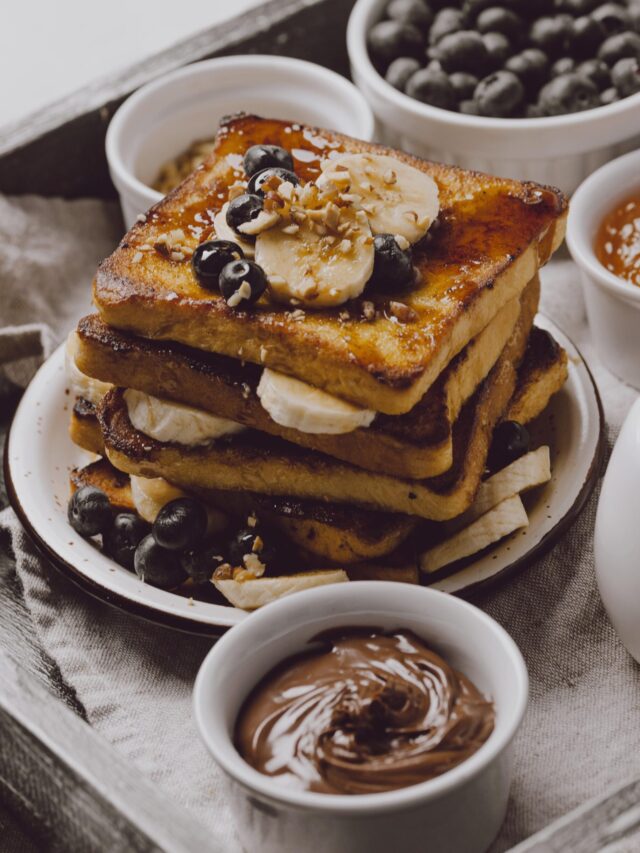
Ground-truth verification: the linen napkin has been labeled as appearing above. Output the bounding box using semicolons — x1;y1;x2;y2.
1;194;639;851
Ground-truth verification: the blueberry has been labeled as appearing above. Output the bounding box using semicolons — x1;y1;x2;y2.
369;234;414;290
459;98;481;113
576;58;611;88
243;145;293;178
450;71;479;99
387;0;434;29
134;535;186;589
435;30;490;73
192;240;244;291
368;20;424;65
611;55;640;95
570;15;606;58
219;259;268;308
598;31;640;66
600;84;620;103
476;7;524;41
103;512;150;571
483;31;511;66
385;56;421;89
68;486;112;538
429;8;465;45
505;49;550;95
152;497;208;551
405;66;456;107
551;57;576;77
228;527;276;572
591;4;631;37
226;193;263;237
181;543;228;585
538;71;600;114
474;70;525;116
554;0;599;12
487;420;530;471
247;167;299;196
530;15;572;58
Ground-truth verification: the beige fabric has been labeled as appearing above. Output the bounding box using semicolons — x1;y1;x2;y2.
0;195;639;851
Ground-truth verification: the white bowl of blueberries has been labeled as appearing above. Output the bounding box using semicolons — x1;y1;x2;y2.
348;0;640;192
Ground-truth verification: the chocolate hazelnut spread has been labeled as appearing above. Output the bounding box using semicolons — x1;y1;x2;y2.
234;628;494;795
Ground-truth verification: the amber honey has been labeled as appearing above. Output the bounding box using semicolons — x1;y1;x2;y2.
595;193;640;288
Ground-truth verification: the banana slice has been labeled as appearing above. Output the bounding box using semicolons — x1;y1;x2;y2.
65;332;112;405
214;569;348;610
257;368;376;434
213;203;255;258
255;207;374;308
319;153;439;244
130;475;227;533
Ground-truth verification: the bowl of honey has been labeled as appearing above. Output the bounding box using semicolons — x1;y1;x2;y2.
567;149;640;390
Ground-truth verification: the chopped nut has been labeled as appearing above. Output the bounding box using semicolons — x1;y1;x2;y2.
323;201;341;229
213;563;233;581
362;300;376;321
383;169;397;185
389;300;418;323
252;535;264;553
170;251;185;262
278;180;295;201
226;280;252;308
247;514;257;528
136;213;147;223
238;208;280;235
132;251;143;263
338;238;352;253
241;382;251;400
243;552;266;577
339;310;350;322
289;309;306;321
394;234;410;251
233;567;255;582
282;223;300;235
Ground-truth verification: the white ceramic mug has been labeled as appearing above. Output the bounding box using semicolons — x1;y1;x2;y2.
193;582;528;853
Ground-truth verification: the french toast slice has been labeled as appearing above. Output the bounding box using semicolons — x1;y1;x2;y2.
96;274;537;522
74;283;524;479
93;114;567;415
505;326;569;424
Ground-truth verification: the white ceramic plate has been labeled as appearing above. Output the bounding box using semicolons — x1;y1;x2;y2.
4;315;603;634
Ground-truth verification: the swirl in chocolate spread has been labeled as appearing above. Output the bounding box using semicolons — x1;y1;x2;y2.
234;628;495;795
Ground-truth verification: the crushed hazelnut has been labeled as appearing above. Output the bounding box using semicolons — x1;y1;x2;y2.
389;301;418;323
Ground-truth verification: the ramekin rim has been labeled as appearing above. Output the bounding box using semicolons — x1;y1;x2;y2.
193;582;528;815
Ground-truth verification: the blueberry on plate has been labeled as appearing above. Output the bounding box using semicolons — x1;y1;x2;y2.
505;49;550;96
369;233;414;290
576;57;611;88
134;535;186;589
68;486;112;538
611;55;640;95
482;31;511;68
152;497;208;551
428;8;465;46
474;70;525;117
103;512;150;571
219;259;268;308
226;193;264;237
487;420;530;471
530;15;572;59
405;66;456;108
551;57;576;77
243;144;293;178
367;19;424;65
434;30;490;73
228;526;276;572
449;71;479;99
181;543;228;585
598;31;640;66
192;240;244;291
387;0;434;29
247;167;299;196
569;15;606;59
538;71;600;113
385;56;421;89
591;3;631;38
476;7;524;41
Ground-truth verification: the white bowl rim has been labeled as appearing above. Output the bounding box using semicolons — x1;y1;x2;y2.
567;148;640;304
347;0;640;134
106;54;375;207
193;581;528;815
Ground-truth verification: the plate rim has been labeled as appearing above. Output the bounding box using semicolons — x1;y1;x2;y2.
4;316;606;635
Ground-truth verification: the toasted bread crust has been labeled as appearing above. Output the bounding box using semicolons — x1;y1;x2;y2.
505;327;569;424
75;285;523;478
94;115;566;414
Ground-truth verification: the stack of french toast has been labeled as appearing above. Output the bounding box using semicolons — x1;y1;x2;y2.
66;114;569;608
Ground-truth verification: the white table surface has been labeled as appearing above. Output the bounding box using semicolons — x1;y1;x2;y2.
0;0;263;130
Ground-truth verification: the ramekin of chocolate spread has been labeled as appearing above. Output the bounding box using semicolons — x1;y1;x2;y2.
194;582;528;853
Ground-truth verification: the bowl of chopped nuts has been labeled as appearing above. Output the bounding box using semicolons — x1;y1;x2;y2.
106;55;375;228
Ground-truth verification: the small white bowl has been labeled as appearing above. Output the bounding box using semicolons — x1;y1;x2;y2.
567;148;640;389
193;582;527;853
106;55;375;227
347;0;640;194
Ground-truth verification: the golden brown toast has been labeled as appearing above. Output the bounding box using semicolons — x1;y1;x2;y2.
96;276;536;522
93;114;567;415
505;327;569;424
74;283;524;479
